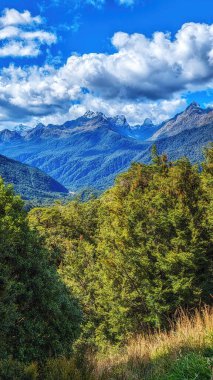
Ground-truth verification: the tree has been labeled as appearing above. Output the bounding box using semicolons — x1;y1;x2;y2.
0;179;81;363
95;158;212;338
151;144;160;165
28;151;213;350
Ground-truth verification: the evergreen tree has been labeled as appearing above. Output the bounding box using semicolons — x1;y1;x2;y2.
0;179;81;363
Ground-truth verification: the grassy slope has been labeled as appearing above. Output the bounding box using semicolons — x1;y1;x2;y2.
90;307;213;380
0;307;212;379
34;308;213;379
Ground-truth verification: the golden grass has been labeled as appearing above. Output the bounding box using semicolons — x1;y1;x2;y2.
93;307;213;379
0;308;212;379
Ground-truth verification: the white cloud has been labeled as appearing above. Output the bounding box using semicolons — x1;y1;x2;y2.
47;22;213;106
0;22;212;127
0;9;56;57
20;30;56;45
0;26;56;45
66;96;186;125
0;8;41;27
0;26;18;40
0;41;40;57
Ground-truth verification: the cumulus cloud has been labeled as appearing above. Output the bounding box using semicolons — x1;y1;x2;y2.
0;21;213;127
0;8;42;27
66;22;213;101
0;41;40;57
0;9;56;57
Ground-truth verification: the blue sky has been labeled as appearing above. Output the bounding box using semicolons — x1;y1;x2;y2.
0;0;213;127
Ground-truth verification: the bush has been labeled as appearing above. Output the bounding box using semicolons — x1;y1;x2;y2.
0;359;38;380
161;353;212;380
43;358;81;380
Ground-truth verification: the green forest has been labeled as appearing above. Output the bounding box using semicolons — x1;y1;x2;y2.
0;145;212;379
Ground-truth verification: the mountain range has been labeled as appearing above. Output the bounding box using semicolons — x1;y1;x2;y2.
0;102;212;192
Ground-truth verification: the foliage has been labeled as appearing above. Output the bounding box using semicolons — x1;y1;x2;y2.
92;307;213;380
0;146;212;377
0;179;81;363
160;353;212;380
29;146;213;350
43;358;82;380
0;359;38;380
2;307;210;380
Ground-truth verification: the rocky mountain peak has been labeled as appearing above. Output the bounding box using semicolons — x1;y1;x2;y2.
111;115;128;126
150;102;212;141
35;123;45;129
185;101;201;112
11;124;31;135
83;110;105;119
142;118;153;127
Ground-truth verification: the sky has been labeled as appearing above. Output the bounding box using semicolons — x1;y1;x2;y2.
0;0;213;128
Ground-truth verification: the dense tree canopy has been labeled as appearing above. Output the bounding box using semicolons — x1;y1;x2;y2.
29;146;213;350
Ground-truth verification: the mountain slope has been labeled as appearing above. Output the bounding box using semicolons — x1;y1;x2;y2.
150;102;213;140
0;113;150;190
139;124;213;164
0;104;212;191
0;129;22;143
0;154;68;199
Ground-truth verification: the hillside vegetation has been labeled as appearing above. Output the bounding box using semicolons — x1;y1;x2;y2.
0;145;212;378
0;153;68;200
91;307;213;380
29;145;213;349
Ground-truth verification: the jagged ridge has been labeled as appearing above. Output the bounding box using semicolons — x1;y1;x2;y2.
0;103;212;191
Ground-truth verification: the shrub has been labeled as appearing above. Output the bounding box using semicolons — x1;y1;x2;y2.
0;359;38;380
161;353;212;380
43;358;81;380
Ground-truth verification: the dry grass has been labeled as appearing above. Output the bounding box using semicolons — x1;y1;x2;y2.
0;308;212;379
92;307;213;380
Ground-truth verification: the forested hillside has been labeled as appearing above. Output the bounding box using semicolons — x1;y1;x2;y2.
0;154;68;200
0;145;212;379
